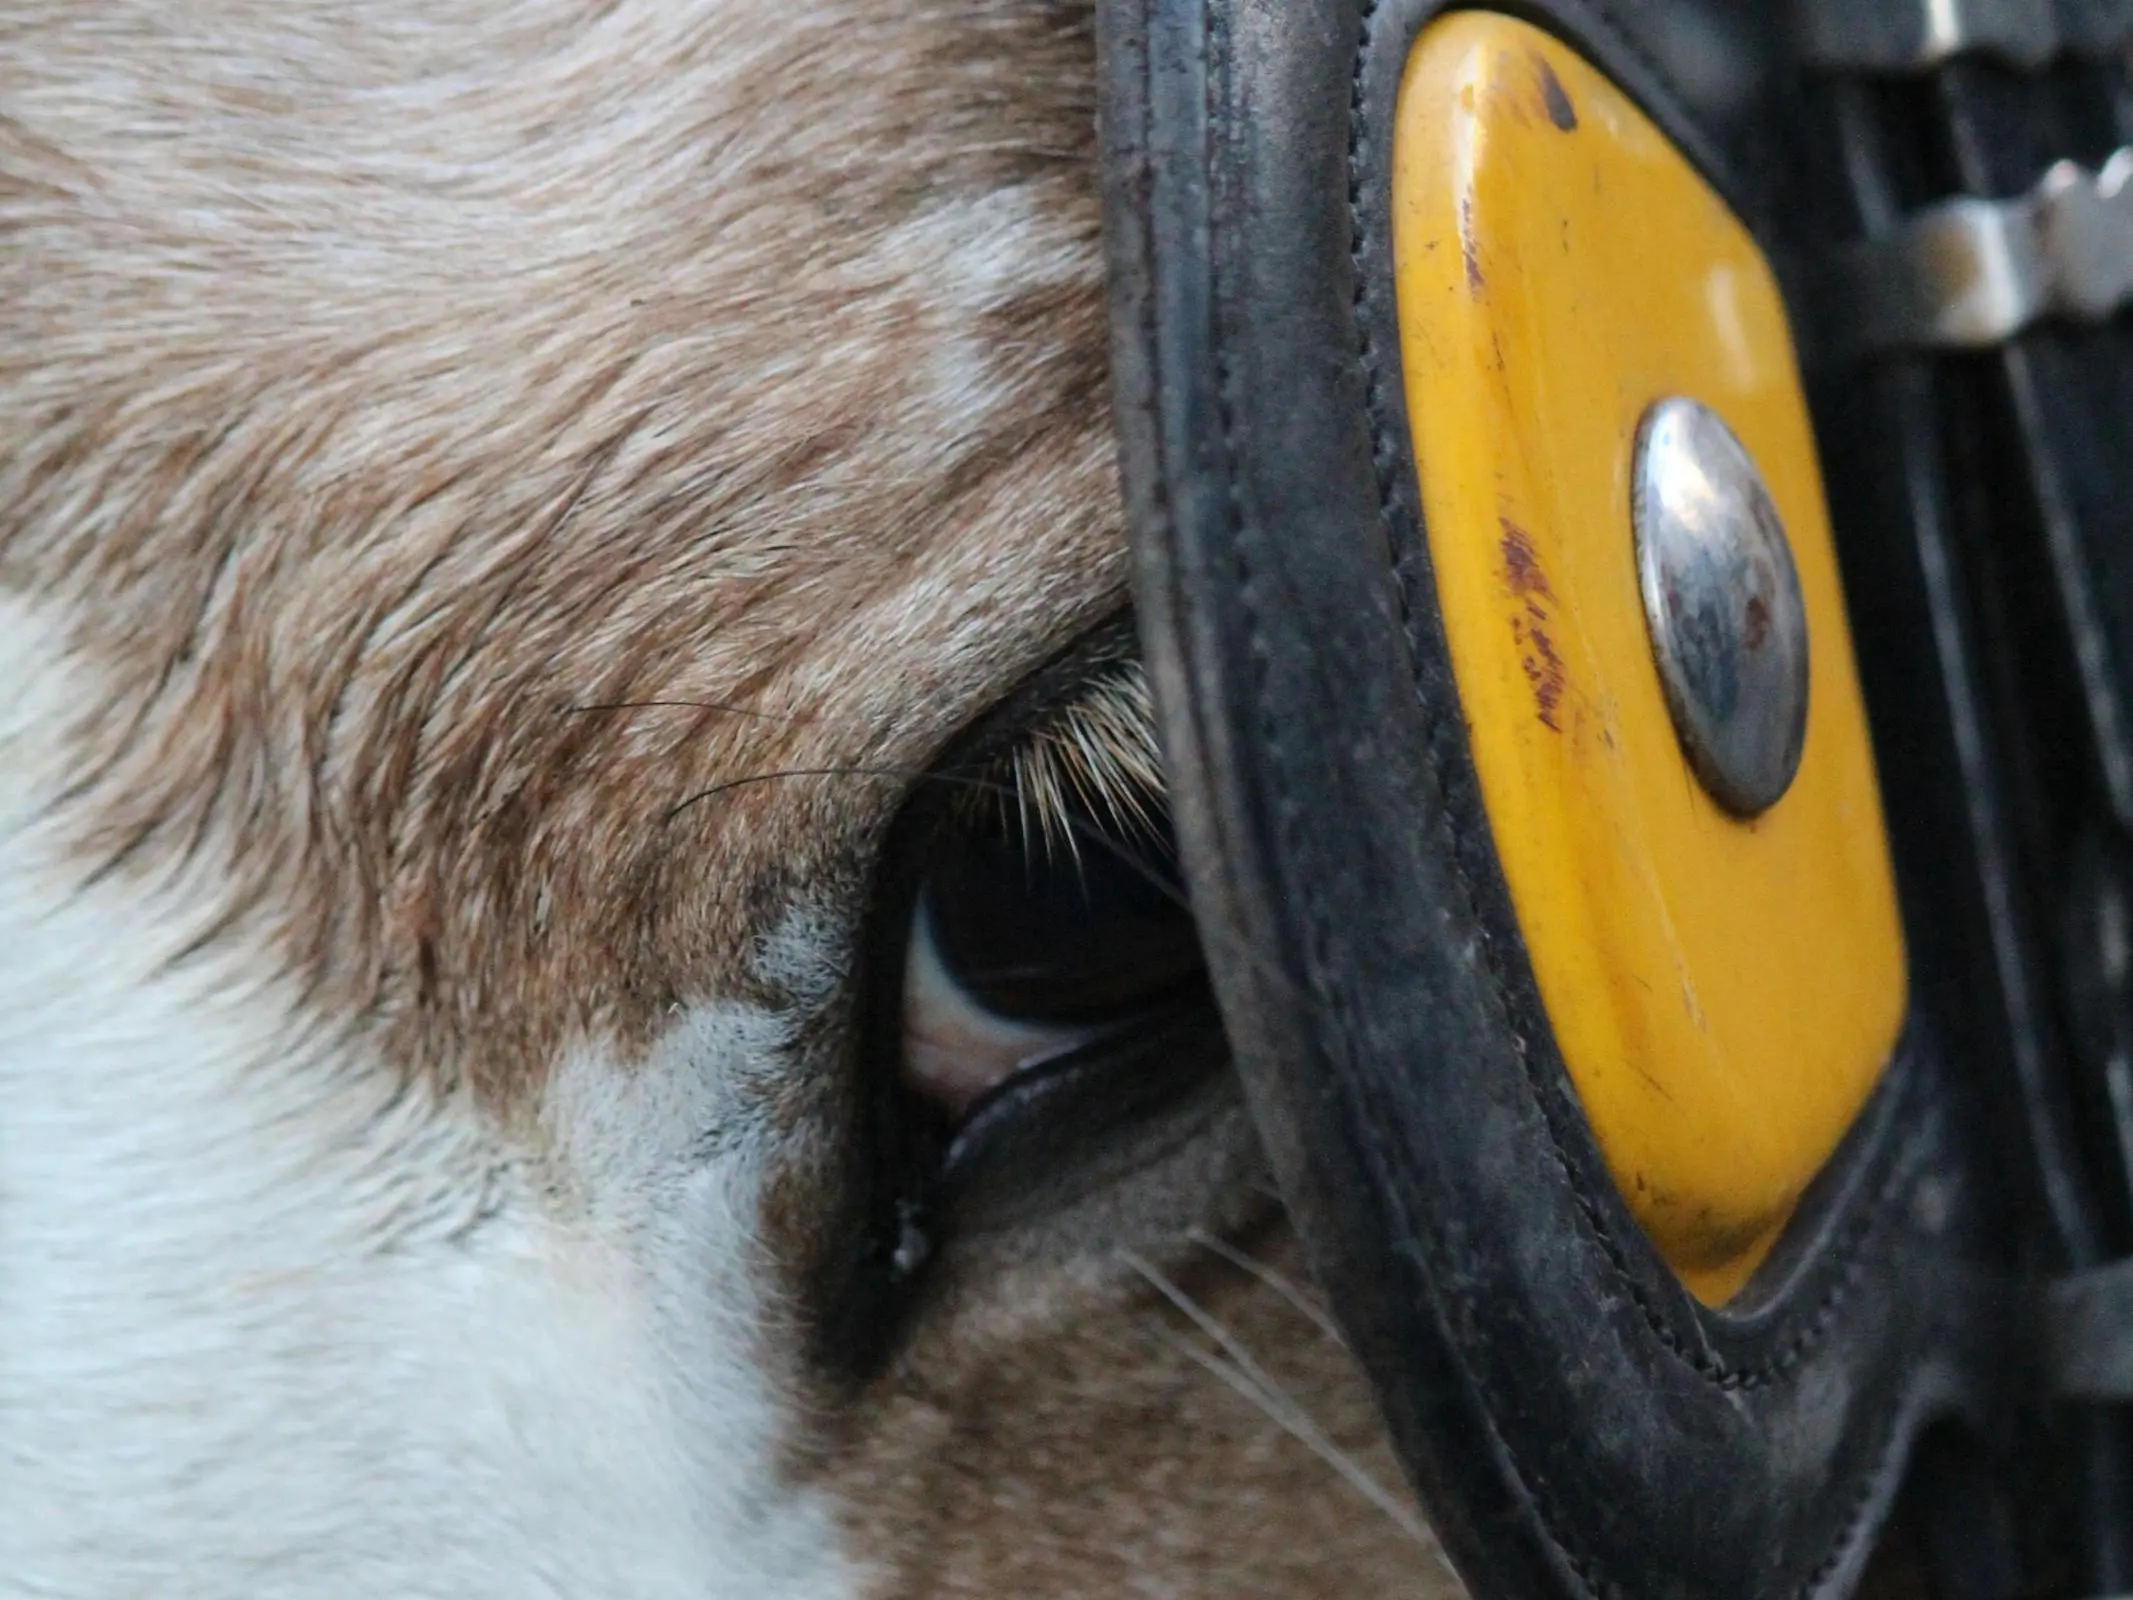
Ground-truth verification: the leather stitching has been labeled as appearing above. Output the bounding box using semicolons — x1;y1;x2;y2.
1797;1394;1916;1600
1179;0;1934;1585
1328;8;1635;1597
1197;0;1352;1152
1329;9;1940;1593
1343;0;1930;1398
1183;19;1562;1596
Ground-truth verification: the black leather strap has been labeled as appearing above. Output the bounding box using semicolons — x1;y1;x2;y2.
1099;2;2021;1593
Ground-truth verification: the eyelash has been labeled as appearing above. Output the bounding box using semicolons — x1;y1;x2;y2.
908;687;1180;1059
847;654;1220;1291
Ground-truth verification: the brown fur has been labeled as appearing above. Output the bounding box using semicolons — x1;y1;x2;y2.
830;1226;1443;1596
2;0;1120;1111
2;1;1451;1593
0;4;1918;1594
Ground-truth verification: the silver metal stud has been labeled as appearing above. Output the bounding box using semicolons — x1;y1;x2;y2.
1631;397;1810;818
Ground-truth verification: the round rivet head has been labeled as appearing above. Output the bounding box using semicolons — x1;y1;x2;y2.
1632;396;1811;817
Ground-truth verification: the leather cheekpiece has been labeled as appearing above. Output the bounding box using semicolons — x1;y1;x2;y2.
1097;1;2021;1594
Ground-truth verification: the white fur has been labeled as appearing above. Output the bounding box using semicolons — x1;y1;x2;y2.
0;595;863;1599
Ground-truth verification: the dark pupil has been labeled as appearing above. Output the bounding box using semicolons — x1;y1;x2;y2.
923;803;1206;1027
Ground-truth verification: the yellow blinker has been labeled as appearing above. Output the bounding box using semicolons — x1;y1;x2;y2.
1391;14;1907;1303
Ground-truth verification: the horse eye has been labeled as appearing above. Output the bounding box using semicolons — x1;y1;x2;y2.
899;800;1206;1120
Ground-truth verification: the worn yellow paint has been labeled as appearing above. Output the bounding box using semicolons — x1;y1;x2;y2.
1391;14;1907;1302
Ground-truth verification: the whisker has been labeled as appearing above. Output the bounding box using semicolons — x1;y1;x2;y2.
1122;1252;1435;1549
1137;1323;1436;1549
1123;1250;1305;1417
661;763;919;823
1185;1227;1345;1345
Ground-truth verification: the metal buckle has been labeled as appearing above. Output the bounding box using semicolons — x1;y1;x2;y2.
1797;0;2133;71
1822;147;2133;354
